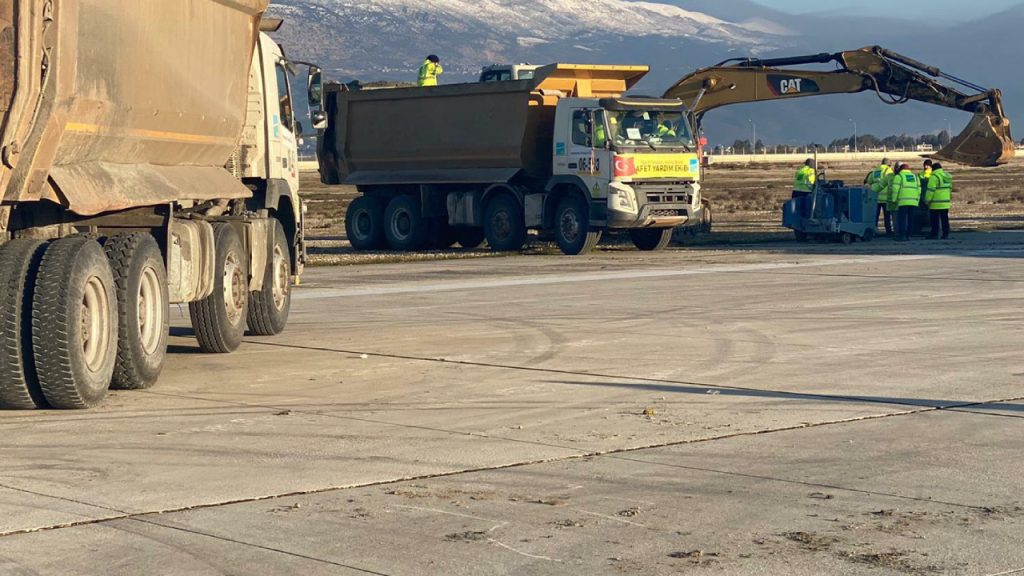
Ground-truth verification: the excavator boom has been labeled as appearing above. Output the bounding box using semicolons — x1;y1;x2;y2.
663;46;1014;167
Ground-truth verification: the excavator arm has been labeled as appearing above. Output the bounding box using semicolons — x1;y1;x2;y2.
663;46;1014;167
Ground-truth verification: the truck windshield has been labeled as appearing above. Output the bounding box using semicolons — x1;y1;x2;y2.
607;110;694;150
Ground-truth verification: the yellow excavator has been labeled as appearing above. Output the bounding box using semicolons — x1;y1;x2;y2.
663;46;1014;167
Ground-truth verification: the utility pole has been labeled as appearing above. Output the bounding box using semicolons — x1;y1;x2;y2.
748;119;756;155
848;118;857;153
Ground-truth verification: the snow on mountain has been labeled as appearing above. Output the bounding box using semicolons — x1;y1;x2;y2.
267;0;782;81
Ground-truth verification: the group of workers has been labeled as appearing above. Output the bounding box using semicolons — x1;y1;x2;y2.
866;158;953;240
794;157;954;241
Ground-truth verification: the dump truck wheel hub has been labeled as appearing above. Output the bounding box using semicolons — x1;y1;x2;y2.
81;276;113;373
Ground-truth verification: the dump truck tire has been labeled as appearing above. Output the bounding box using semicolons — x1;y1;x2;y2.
484;195;527;252
248;218;292;337
457;227;486;249
104;234;169;390
346;196;385;251
554;194;601;255
629;228;673;252
190;224;248;354
384;195;426;251
32;238;118;409
0;240;48;409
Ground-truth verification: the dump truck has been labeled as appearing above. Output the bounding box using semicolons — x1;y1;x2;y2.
315;64;707;255
1;1;309;409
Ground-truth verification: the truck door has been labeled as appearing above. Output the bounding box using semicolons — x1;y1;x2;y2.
567;110;611;202
265;56;299;195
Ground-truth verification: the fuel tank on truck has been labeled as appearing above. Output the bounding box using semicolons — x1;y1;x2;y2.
0;0;268;216
320;64;648;186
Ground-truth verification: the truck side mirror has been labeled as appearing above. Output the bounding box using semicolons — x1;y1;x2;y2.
311;110;327;131
295;121;304;137
307;66;323;108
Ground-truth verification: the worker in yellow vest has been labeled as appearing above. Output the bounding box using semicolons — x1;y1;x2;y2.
891;163;921;242
914;159;934;236
417;55;443;87
925;162;953;239
865;158;894;235
793;159;816;199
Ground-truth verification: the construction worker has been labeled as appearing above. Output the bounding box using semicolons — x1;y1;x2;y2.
891;163;921;241
655;117;677;139
914;159;934;236
417;55;443;87
865;158;894;235
793;159;816;199
925;162;953;239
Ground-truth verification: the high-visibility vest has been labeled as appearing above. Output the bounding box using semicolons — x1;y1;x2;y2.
882;171;897;206
794;166;815;192
418;60;443;87
867;165;893;202
925;169;953;210
919;167;932;186
892;172;922;208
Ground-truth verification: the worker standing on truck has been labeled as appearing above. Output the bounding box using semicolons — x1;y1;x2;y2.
866;158;894;235
892;163;922;242
925;162;953;239
418;55;443;87
793;159;816;199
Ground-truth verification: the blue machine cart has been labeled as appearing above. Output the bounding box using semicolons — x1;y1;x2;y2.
782;180;878;244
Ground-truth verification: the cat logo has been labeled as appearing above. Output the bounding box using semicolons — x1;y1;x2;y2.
767;75;820;96
780;78;803;94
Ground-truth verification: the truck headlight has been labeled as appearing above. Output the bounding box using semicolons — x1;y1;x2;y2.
687;183;702;209
608;183;639;215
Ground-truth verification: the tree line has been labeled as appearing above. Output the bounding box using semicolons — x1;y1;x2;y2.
716;131;968;154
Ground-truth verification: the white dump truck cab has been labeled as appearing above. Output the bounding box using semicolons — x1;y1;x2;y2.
231;24;306;278
479;64;542;82
550;97;703;231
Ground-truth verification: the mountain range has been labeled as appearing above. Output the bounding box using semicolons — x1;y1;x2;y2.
266;0;1023;146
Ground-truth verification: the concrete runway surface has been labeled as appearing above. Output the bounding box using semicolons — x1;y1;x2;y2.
2;232;1023;575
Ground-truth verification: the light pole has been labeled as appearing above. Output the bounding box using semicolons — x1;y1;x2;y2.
748;118;756;155
848;118;857;154
943;117;952;145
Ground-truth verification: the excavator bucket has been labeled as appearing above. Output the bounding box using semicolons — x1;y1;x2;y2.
933;112;1015;167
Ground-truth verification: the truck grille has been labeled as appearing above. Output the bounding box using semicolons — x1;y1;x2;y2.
634;182;693;206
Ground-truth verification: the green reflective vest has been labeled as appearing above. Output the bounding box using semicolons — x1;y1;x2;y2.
866;165;893;202
892;172;922;208
794;165;816;192
417;60;443;87
882;171;897;206
925;169;952;210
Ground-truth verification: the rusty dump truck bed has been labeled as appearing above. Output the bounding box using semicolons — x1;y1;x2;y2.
319;64;648;186
1;0;267;216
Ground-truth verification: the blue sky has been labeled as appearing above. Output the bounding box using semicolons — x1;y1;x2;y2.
755;0;1019;19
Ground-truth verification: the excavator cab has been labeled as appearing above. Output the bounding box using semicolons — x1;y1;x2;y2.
664;46;1014;167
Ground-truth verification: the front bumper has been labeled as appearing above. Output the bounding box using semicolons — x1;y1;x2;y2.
605;181;700;229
